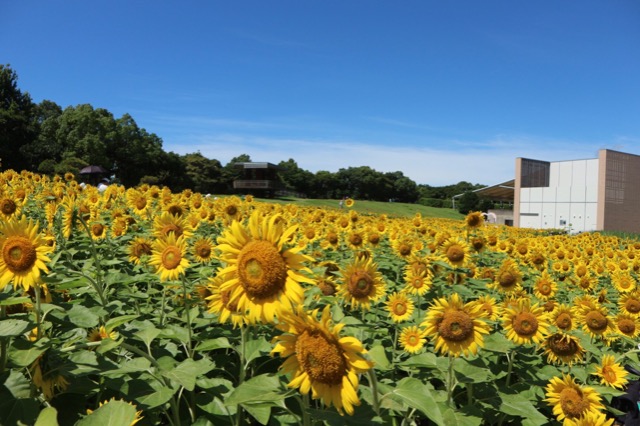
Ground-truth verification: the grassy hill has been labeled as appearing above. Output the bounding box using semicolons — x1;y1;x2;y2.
256;197;464;220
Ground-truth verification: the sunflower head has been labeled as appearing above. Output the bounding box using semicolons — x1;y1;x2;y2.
338;255;386;311
545;374;604;422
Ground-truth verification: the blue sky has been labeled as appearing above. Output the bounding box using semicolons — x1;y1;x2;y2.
2;1;640;185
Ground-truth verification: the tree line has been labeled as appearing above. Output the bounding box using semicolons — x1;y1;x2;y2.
0;64;487;207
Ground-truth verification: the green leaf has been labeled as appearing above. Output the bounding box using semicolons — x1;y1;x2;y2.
8;338;49;367
454;358;491;383
390;377;445;426
0;397;39;426
162;358;215;391
243;336;271;365
35;407;59;426
483;332;514;353
0;319;32;336
134;386;176;409
0;296;30;306
243;403;271;425
442;407;483;426
134;326;161;348
76;399;140;426
225;375;284;405
195;337;232;352
400;352;438;369
106;357;151;375
497;392;547;425
105;314;139;330
368;344;391;371
2;369;32;398
67;304;100;328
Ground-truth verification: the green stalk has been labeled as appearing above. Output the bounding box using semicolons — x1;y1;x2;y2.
367;369;381;417
34;282;42;340
76;215;108;310
505;351;515;387
0;305;7;373
467;382;473;406
447;354;456;407
302;393;311;426
181;275;194;358
159;285;167;327
236;325;249;426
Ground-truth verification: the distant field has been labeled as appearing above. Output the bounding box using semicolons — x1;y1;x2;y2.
255;196;465;220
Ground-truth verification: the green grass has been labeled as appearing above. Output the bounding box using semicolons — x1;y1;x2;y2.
255;197;464;220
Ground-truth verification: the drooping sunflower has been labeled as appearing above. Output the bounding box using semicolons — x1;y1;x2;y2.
31;350;69;400
542;333;584;365
191;237;215;264
464;211;484;228
128;237;153;265
148;234;190;282
422;293;490;357
385;292;414;323
271;306;373;416
593;354;629;390
439;236;471;269
501;298;550;346
545;374;604;423
0;216;54;291
338;254;386;311
215;211;314;323
399;325;426;354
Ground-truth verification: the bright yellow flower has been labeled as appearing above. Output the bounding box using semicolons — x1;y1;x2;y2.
545;374;604;423
593;354;628;389
149;234;190;282
399;325;426;354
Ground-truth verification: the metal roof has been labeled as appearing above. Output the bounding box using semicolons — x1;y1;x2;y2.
233;162;280;169
453;179;515;201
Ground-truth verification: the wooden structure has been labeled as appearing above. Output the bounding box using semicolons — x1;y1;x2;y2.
232;162;281;196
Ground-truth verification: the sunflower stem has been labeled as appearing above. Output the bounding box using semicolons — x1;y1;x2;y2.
181;275;194;358
34;282;42;341
505;351;515;387
0;306;7;374
367;369;381;417
159;285;167;327
236;325;249;426
466;382;473;406
447;354;456;407
302;393;311;426
76;214;108;310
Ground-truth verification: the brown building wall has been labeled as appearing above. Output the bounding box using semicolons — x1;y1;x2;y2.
598;149;640;233
514;158;522;227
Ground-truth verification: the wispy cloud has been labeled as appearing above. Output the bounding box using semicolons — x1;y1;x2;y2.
164;132;620;187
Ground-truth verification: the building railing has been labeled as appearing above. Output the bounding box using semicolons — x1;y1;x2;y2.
233;180;279;189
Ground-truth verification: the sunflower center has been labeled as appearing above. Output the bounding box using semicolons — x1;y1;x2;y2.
225;205;238;216
531;254;545;265
3;236;38;273
161;224;183;238
559;387;590;419
91;223;104;237
392;301;407;316
446;245;464;263
133;242;152;257
625;299;640;314
537;282;552;295
161;246;182;270
135;198;147;210
196;245;211;258
556;313;572;330
1;199;17;215
237;240;287;299
499;272;517;288
349;234;363;247
549;335;578;357
368;234;380;245
512;312;539;337
585;311;608;332
438;311;474;342
602;366;618;384
168;205;183;217
618;318;636;335
412;277;425;289
398;244;411;256
348;270;374;298
296;329;346;385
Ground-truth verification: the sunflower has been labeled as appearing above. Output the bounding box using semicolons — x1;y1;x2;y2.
128;237;153;265
0;216;54;291
338;255;386;311
563;411;614;426
385;292;414;323
148;234;190;282
88;325;119;343
619;291;640;316
399;325;426;354
31;351;69;400
532;271;558;300
346;231;365;250
613;312;640;339
592;354;628;390
545;374;604;423
501;298;550;346
152;211;193;240
612;270;636;293
490;259;523;294
191;237;215;264
215;211;314;324
464;211;484;228
205;271;246;328
542;333;584;365
471;295;501;322
0;196;21;220
271;306;373;416
344;198;355;208
575;304;615;340
440;236;471;269
550;304;576;332
422;293;490;357
89;221;107;240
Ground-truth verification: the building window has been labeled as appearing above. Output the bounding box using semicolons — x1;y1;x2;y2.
520;159;550;188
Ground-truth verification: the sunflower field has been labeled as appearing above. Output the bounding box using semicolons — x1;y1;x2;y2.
1;169;639;426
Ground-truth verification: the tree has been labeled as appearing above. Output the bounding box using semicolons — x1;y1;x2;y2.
21;99;64;170
0;64;35;170
457;191;480;214
278;158;315;196
183;152;224;194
